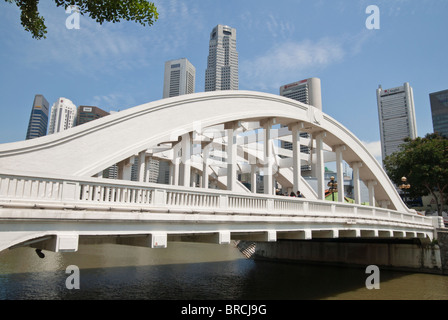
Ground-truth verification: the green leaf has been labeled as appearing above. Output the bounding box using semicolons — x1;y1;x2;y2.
5;0;159;39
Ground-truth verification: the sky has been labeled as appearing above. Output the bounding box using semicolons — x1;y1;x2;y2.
0;0;447;162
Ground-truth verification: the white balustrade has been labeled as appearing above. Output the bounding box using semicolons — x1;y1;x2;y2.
0;172;435;229
228;196;267;211
166;191;220;208
0;175;63;201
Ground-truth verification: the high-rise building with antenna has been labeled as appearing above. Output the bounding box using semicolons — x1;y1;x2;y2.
205;25;238;91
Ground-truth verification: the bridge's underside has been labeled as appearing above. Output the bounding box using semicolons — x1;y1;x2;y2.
0;194;435;253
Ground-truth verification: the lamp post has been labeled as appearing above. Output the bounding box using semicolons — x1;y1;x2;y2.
327;176;338;202
399;176;411;206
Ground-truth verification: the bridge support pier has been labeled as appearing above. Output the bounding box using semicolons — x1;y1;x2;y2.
30;234;79;253
116;233;168;248
241;238;444;275
233;230;277;242
436;229;448;275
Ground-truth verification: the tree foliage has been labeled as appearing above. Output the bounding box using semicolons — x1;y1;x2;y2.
383;133;448;215
4;0;159;39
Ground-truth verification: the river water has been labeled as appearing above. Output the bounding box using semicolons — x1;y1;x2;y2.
1;242;448;301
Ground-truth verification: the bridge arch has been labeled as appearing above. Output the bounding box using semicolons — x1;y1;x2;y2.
0;91;407;212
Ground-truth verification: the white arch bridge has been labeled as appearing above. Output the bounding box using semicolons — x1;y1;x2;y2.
0;91;443;253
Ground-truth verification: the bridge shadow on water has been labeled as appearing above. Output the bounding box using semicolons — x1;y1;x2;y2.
0;244;434;300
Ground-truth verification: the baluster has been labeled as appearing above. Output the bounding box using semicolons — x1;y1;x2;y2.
131;189;136;203
87;185;93;201
166;191;171;206
14;179;24;198
143;189;148;204
173;192;178;205
46;181;52;199
92;185;98;201
147;189;152;204
8;178;17;197
46;181;53;199
98;185;104;202
82;185;87;201
104;187;109;202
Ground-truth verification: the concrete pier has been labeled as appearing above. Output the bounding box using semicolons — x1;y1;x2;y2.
437;230;448;275
239;236;445;275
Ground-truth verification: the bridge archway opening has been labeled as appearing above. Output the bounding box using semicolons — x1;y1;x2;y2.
0;91;441;258
0;91;409;212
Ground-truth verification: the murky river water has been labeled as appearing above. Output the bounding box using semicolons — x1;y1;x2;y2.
1;242;448;301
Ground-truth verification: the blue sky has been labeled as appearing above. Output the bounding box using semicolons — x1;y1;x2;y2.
0;0;447;161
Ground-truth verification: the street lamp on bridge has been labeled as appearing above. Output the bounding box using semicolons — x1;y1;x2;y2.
399;176;411;206
328;176;338;202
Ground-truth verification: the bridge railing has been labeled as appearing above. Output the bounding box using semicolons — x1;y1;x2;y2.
0;171;438;228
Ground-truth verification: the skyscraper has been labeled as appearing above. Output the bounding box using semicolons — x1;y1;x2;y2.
48;97;77;134
72;105;114;178
163;58;196;98
205;24;238;91
279;78;322;163
430;89;448;137
280;78;322;110
160;59;195;183
25;94;50;140
377;83;418;161
76;106;109;126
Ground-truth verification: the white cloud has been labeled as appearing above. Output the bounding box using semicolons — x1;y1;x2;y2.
266;14;295;39
241;37;345;90
240;30;374;91
2;3;150;76
92;93;137;111
148;0;205;55
44;19;146;72
362;140;382;163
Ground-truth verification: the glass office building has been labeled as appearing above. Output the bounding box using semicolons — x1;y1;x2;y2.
163;58;196;99
205;25;238;91
280;78;322;111
76;106;109;126
48;97;77;134
25;94;50;140
377;83;418;162
430;89;448;137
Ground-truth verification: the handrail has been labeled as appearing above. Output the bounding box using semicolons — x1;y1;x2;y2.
0;172;436;228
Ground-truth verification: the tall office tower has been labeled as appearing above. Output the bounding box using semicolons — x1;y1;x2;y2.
430;89;448;137
377;83;418;162
73;105;113;178
130;156;159;183
205;24;238;91
76;106;109;126
163;58;196;98
160;58;196;183
48;97;77;134
25;94;50;140
279;78;322;167
280;78;323;110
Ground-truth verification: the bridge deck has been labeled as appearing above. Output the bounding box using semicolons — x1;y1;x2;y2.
0;171;441;253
